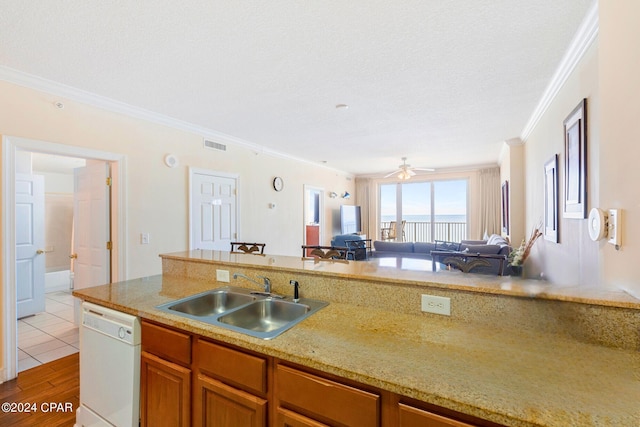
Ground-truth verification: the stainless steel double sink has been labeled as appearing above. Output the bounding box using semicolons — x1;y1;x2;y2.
156;286;329;339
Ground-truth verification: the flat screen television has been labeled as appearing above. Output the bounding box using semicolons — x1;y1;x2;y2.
340;205;362;234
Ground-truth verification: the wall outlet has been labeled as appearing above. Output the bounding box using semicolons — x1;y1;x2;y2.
421;294;451;316
140;233;150;244
216;269;230;282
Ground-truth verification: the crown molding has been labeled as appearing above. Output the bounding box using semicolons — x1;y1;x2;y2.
505;138;524;146
0;65;351;176
520;1;599;142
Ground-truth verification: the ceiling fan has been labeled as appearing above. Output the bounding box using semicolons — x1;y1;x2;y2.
383;157;435;180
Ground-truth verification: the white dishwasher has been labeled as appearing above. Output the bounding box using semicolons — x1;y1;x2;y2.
75;302;141;427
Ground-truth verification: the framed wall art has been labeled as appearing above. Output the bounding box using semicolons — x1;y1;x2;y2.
501;180;509;234
544;154;559;242
563;98;587;219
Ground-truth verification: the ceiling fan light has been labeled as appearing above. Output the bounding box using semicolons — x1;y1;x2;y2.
398;170;411;180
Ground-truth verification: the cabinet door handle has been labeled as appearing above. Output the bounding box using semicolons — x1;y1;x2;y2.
69;253;78;259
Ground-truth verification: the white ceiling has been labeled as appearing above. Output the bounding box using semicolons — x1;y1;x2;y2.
0;1;593;176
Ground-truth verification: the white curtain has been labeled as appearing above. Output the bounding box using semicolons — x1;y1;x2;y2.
478;167;501;239
355;178;371;237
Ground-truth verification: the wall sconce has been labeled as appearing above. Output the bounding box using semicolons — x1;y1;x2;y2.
342;192;351;199
329;192;338;198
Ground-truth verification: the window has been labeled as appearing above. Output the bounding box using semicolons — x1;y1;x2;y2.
379;179;467;242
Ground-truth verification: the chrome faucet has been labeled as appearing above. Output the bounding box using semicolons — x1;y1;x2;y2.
232;273;273;294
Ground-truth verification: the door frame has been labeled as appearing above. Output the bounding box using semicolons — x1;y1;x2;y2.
1;136;127;382
188;167;240;250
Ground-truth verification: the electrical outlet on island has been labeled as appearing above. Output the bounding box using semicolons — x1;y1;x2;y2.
421;294;451;316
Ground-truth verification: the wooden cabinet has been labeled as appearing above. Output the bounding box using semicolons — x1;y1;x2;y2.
276;407;330;426
393;397;504;427
140;319;503;427
140;351;191;427
398;403;475;427
274;363;381;427
196;374;267;427
140;321;192;427
194;338;268;427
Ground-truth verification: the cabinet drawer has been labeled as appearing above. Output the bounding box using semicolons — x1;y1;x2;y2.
197;338;267;395
141;320;191;366
399;403;475;427
276;407;329;427
276;364;380;427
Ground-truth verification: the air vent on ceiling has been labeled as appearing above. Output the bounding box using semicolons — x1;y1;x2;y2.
204;139;227;151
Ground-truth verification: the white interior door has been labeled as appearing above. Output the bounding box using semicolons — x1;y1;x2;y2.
191;170;237;250
16;173;45;319
73;161;111;290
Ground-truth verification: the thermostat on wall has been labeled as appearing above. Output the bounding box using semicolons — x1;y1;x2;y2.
588;208;606;241
588;207;623;248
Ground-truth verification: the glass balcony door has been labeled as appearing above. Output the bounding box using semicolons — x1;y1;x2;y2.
379;180;467;242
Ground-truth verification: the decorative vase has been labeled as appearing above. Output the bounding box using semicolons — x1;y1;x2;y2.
509;265;523;277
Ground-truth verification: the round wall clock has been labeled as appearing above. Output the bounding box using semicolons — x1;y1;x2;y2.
273;176;284;192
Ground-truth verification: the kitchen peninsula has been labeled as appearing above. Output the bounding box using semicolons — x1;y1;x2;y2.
73;250;640;427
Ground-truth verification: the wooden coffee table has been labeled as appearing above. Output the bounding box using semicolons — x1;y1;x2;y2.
430;250;507;276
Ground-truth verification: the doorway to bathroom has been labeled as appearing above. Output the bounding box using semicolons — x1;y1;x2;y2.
2;136;126;381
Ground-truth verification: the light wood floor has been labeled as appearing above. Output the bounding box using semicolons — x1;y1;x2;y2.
0;353;79;426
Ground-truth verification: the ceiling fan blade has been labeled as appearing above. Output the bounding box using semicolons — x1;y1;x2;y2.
383;169;402;178
413;167;436;172
407;169;416;176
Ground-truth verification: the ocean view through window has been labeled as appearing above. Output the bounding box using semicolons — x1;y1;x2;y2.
380;180;468;242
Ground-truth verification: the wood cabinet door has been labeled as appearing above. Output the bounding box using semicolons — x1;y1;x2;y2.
275;407;329;427
140;351;191;427
399;403;476;427
275;364;380;427
196;373;267;427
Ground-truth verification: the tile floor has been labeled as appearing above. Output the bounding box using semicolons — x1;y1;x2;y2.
17;291;79;372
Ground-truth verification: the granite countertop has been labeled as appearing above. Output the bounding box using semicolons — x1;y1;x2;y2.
161;250;640;309
73;274;640;427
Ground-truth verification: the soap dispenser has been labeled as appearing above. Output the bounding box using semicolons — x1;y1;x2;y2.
289;280;300;303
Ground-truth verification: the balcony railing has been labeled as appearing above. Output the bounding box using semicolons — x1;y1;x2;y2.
380;221;467;243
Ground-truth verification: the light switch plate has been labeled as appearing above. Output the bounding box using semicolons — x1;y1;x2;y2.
607;209;622;246
216;269;230;282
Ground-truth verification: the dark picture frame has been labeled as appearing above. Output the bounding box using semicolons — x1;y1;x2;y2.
544;154;559;242
563;99;587;219
501;181;509;234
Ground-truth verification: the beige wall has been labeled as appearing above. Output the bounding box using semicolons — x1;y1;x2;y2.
522;39;600;285
599;0;640;295
500;141;525;247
